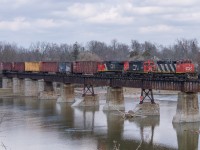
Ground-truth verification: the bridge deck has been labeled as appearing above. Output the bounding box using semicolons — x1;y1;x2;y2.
2;72;200;92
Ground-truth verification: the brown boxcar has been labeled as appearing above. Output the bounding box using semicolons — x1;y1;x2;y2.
72;61;100;74
12;62;25;72
2;62;12;71
40;62;58;73
25;62;40;72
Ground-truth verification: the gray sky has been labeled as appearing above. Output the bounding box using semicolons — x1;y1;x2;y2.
0;0;200;47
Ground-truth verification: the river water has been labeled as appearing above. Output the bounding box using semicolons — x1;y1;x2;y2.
0;94;199;150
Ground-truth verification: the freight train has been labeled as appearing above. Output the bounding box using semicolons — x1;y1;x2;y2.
98;59;196;79
0;59;196;79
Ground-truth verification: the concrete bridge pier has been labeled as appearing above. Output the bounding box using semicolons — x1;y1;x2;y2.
0;77;13;95
103;87;125;111
53;82;60;95
173;92;200;123
38;79;45;93
78;84;99;107
13;77;24;95
38;80;59;99
24;78;38;97
57;83;75;103
78;94;99;107
2;77;12;89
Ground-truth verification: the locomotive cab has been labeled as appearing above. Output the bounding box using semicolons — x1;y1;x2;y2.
176;60;195;73
176;59;197;79
143;60;157;73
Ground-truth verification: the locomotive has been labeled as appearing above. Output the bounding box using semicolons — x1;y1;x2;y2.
0;59;196;79
97;59;196;79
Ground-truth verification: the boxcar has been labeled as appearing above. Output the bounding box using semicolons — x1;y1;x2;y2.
25;62;40;72
73;61;100;74
58;62;72;73
12;62;25;72
40;62;58;73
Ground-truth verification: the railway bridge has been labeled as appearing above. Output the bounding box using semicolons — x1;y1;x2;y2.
1;72;200;123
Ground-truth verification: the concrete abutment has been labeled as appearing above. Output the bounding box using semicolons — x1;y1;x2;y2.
0;77;13;95
57;83;75;103
2;77;12;89
13;77;24;95
103;87;125;111
38;80;58;99
78;94;99;106
24;78;38;97
173;92;200;123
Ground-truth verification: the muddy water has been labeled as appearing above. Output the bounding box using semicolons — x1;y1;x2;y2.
0;95;199;150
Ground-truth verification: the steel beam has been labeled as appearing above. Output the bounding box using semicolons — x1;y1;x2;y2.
2;72;200;92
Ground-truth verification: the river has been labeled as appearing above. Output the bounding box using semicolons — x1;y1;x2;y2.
0;94;199;150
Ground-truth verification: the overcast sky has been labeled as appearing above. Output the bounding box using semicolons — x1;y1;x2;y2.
0;0;200;47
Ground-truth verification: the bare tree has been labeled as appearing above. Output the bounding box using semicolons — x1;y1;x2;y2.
130;40;142;57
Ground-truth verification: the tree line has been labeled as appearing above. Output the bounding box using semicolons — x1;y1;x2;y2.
0;39;200;70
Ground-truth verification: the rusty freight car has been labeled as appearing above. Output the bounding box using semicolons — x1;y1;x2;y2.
72;61;100;75
1;62;12;72
40;62;58;73
12;62;25;72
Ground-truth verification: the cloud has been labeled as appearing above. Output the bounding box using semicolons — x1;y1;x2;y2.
0;0;34;8
163;12;200;22
139;25;182;33
0;17;71;31
136;0;199;6
0;17;30;31
67;3;97;18
0;0;200;46
86;8;134;25
53;2;134;25
35;19;70;28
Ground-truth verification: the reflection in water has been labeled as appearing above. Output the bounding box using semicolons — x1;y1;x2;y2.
173;122;200;150
0;97;198;150
56;103;74;128
133;116;160;149
104;111;124;149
